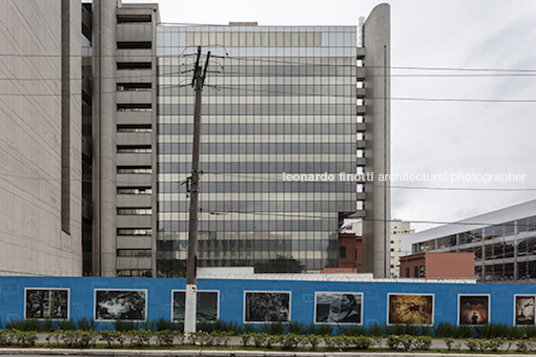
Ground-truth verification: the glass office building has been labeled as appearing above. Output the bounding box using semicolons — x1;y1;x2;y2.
402;199;536;282
156;25;360;274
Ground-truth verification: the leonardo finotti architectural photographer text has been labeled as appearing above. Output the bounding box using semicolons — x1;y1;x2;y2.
282;172;527;183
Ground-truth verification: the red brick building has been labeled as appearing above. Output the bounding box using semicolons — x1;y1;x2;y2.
400;252;475;279
324;232;363;274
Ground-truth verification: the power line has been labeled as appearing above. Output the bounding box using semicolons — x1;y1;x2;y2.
214;85;536;103
1;168;534;194
5;50;536;74
3;91;536;103
0;52;197;59
4;70;536;82
159;22;230;27
211;55;536;73
206;69;536;78
203;173;536;192
393;65;536;73
391;73;536;77
391;97;536;103
199;208;527;228
4;82;536;103
391;185;536;192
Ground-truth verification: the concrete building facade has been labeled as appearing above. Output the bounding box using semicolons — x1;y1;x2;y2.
390;219;414;277
0;0;389;277
0;0;82;276
361;3;391;279
86;0;160;277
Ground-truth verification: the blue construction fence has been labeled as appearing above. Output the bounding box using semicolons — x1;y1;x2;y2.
0;276;535;328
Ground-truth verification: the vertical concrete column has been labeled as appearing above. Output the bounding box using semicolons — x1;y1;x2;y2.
92;0;118;276
362;3;391;278
61;0;72;235
150;9;159;277
62;0;83;273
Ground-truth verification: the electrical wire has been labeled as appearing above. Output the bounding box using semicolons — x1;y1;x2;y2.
4;83;536;103
212;85;536;103
201;173;536;192
192;208;526;228
211;54;536;73
4;50;536;73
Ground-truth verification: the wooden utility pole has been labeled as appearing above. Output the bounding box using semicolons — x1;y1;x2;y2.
184;46;210;336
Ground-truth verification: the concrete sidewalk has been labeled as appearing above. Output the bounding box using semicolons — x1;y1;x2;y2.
0;334;521;356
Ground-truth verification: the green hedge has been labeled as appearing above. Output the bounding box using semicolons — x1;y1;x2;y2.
3;318;536;341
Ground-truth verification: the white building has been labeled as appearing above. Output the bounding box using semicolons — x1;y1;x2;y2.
400;199;536;282
390;219;414;278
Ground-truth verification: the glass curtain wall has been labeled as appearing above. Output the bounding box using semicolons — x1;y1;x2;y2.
412;215;536;282
157;25;358;275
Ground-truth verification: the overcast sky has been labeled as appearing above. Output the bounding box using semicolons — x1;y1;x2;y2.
123;0;536;232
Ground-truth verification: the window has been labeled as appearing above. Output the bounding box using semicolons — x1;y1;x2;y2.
414;266;419;278
117;145;152;153
117;124;152;132
117;41;151;49
117;228;152;236
117;207;152;215
117;14;151;23
405;267;410;277
117;83;151;91
340;246;346;258
117;187;152;195
420;266;425;277
117;166;152;174
117;62;151;70
117;103;152;112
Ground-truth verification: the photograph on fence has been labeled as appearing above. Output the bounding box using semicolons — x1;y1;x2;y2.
314;292;362;324
25;288;69;319
172;290;219;322
244;291;291;323
515;295;535;325
388;293;434;325
94;289;147;321
458;294;490;325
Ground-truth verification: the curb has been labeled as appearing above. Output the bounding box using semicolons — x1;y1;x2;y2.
0;349;513;357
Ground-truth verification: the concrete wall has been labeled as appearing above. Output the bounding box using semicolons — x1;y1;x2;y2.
362;4;391;278
92;0;118;277
426;253;475;279
0;276;532;327
400;253;475;279
91;1;159;277
0;1;82;276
